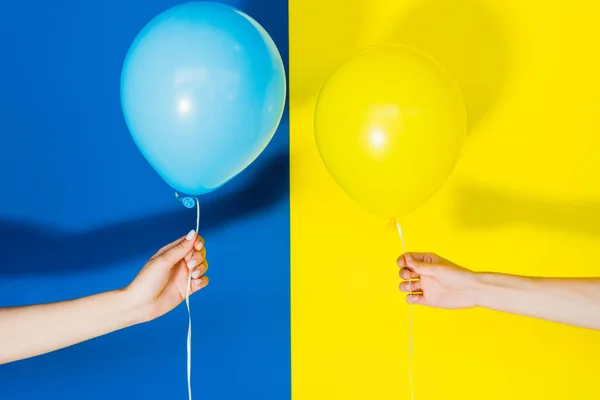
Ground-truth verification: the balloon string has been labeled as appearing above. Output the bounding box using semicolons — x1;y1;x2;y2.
396;221;414;400
185;198;200;400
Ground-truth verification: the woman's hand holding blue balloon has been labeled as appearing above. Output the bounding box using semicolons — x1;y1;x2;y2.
120;5;286;396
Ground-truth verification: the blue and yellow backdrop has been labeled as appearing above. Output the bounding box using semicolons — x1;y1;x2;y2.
0;0;599;399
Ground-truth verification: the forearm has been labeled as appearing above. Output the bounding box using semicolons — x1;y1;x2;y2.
474;273;600;330
0;289;141;364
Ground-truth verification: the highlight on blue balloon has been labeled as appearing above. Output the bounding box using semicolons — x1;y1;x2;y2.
121;1;287;196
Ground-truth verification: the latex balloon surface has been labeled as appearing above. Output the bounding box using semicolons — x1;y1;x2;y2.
314;44;466;220
121;2;286;195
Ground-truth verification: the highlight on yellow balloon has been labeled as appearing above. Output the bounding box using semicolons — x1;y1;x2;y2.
314;44;467;220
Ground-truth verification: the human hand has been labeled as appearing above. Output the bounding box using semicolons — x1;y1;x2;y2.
397;252;478;309
125;230;209;323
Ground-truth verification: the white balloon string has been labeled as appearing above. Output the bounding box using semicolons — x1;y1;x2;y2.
185;198;200;400
396;221;414;400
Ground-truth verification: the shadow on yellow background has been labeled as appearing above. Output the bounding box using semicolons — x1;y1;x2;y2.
455;184;600;238
290;0;511;137
390;0;510;134
289;0;368;103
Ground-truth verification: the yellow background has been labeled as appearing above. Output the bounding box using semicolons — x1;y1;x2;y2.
290;0;600;399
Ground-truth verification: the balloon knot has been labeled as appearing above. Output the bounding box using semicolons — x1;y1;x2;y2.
181;197;196;208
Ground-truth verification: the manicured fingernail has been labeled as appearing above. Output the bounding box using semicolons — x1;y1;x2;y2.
186;230;196;241
195;241;203;251
187;259;197;269
191;269;201;279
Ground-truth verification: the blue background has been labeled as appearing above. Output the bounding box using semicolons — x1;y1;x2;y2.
0;0;289;399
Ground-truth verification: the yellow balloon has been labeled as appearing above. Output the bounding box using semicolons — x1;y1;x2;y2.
314;44;467;220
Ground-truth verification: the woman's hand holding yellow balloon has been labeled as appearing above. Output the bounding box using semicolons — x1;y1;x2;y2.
314;44;466;220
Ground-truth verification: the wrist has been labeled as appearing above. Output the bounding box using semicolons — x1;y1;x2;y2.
472;272;532;310
472;272;505;309
114;288;148;326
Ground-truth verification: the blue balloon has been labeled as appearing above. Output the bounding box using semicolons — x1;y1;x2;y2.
121;2;286;195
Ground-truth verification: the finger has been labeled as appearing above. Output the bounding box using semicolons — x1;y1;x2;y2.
397;255;407;268
190;260;208;279
397;252;438;268
186;249;206;270
407;252;441;263
405;253;434;275
399;267;419;280
194;236;204;251
406;293;425;304
190;262;208;279
153;235;187;259
160;232;203;261
157;230;197;267
191;276;209;293
185;237;205;261
399;280;422;293
189;260;209;278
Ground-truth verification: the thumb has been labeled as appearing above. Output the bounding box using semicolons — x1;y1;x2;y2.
156;230;197;267
405;253;432;275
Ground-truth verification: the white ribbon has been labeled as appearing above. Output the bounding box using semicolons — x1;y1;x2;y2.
185;198;200;400
396;221;414;400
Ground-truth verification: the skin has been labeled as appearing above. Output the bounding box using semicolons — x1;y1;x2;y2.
0;230;208;365
398;252;600;331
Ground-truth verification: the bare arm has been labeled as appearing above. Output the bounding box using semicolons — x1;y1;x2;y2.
398;252;600;330
0;230;209;365
0;290;137;364
475;273;600;330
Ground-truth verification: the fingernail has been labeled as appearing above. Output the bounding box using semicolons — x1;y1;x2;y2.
191;269;201;279
186;230;196;241
187;259;197;269
195;241;203;251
